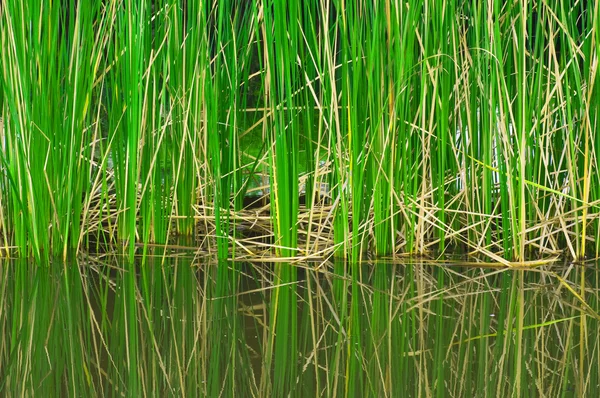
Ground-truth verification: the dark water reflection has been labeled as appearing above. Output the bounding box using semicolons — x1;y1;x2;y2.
1;254;598;397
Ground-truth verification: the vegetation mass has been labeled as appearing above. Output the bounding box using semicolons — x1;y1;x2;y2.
0;0;598;263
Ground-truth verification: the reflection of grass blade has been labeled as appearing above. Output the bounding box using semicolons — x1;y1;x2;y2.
1;256;600;395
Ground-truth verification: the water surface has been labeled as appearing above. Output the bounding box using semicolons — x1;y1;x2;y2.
1;253;598;396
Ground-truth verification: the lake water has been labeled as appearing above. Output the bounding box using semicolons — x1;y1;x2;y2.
1;251;598;396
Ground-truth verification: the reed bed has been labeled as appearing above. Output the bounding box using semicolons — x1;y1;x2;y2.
0;0;598;262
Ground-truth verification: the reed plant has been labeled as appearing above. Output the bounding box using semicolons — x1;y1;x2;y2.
0;0;598;263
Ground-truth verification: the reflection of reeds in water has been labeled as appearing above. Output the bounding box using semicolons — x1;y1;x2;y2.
1;254;599;396
0;0;598;262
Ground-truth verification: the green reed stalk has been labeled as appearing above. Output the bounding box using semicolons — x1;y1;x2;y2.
0;0;111;260
137;1;171;246
331;0;368;261
592;1;600;257
367;2;394;256
0;1;47;260
167;2;194;237
322;3;350;258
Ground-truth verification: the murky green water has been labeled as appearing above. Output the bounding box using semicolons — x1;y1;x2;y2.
1;253;598;397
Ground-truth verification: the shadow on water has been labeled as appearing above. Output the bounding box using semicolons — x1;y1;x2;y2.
0;253;599;396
